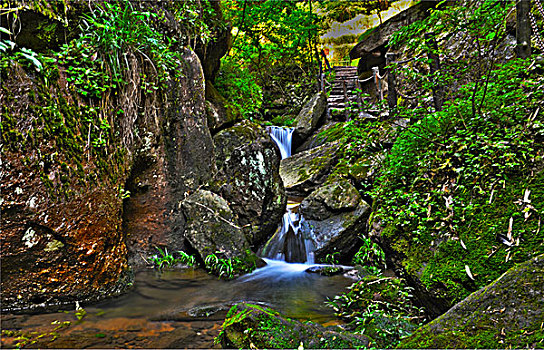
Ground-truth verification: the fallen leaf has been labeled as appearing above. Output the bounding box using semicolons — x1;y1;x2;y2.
465;264;474;280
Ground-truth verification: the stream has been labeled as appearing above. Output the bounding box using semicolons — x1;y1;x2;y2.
1;262;353;349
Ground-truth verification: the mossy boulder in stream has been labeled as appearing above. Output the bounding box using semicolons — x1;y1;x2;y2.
0;3;219;310
218;303;371;349
280;141;340;196
400;254;544;349
300;179;371;264
212;120;286;248
182;190;251;261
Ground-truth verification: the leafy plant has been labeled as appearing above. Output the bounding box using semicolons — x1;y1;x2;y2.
204;251;257;279
353;237;386;270
327;276;425;348
149;247;196;269
215;56;263;120
323;252;340;265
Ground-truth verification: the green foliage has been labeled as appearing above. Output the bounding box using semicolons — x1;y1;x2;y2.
204;250;257;279
388;1;515;111
352;237;386;272
149;247;196;269
372;56;544;302
221;0;319;121
215;56;263;120
223;0;318;79
78;0;181;91
318;0;400;30
323;252;340;265
328;275;425;348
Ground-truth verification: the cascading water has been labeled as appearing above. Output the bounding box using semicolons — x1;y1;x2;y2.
261;126;316;264
268;126;294;159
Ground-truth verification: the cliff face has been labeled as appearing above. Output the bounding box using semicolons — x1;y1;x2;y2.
0;1;286;311
0;41;216;310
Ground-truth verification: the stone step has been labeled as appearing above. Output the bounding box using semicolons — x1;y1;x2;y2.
333;66;357;71
331;84;357;90
328;97;357;103
333;74;358;79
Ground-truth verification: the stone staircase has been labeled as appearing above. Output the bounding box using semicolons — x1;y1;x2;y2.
327;66;359;118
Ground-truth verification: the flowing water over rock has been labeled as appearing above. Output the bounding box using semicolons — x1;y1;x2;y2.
268;125;294;159
263;126;319;263
2;125;353;349
260;199;316;263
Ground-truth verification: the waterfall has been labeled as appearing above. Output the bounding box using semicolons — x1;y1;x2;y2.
260;201;315;264
268;126;294;159
264;126;315;264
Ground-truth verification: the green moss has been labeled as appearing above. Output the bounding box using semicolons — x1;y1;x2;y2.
400;254;544;348
219;303;369;349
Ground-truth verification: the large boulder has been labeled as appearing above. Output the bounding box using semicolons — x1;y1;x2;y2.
349;1;437;61
280;141;340;196
400;254;544;349
292;91;327;147
212;120;286;248
295;122;340;153
218;303;371;349
372;167;544;318
300;179;371;264
205;82;237;132
301;178;361;220
123;48;217;267
182;190;250;260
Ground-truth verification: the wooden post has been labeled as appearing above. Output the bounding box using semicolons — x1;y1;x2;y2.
386;52;397;112
372;66;380;103
516;0;532;58
343;79;349;120
425;32;443;112
318;58;324;92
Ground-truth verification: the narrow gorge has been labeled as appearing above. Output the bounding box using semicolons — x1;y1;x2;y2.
2;1;544;349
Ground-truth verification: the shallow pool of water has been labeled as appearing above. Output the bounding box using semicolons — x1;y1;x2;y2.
1;260;354;349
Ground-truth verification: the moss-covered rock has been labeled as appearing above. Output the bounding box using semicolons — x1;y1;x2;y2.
295;121;341;153
0;2;219;309
292;91;327;147
301;178;361;220
218;303;370;349
212;120;286;248
182;190;250;260
372;167;544;317
280;141;341;196
400;254;544;349
299;179;370;264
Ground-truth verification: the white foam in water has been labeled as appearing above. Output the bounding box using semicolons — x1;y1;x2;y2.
239;258;315;283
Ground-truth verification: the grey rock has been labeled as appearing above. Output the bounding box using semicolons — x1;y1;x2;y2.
280;141;340;196
182;190;250;260
301;178;361;220
293;91;327;144
212;120;286;247
400;254;544;349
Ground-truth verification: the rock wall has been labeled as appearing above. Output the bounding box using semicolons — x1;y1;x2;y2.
123;48;217;266
1;3;285;310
